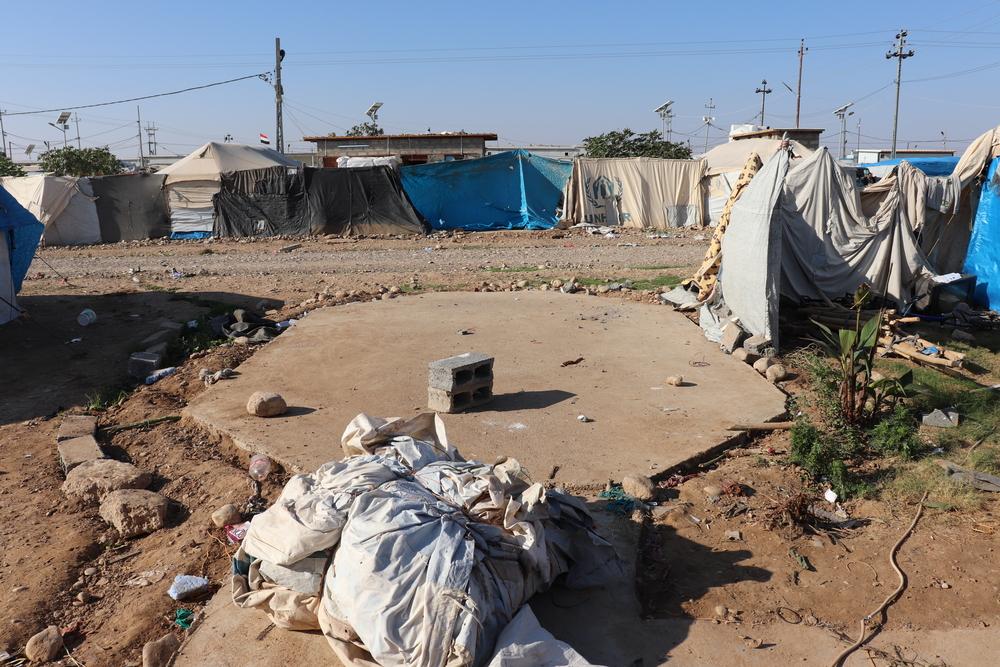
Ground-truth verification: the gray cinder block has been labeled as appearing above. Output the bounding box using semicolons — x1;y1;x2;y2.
428;352;494;413
128;351;162;379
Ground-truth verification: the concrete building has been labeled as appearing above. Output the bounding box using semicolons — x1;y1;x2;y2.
853;148;955;165
485;144;584;159
728;124;824;150
302;132;498;166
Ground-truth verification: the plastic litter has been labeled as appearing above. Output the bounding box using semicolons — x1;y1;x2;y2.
167;575;211;601
174;608;195;629
248;454;273;482
144;367;177;385
77;308;97;326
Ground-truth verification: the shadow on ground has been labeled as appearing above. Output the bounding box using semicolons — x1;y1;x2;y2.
0;290;269;425
474;389;576;412
530;499;772;666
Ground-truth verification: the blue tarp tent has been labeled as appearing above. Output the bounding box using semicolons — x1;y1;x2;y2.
400;150;572;231
866;156;960;177
0;183;43;324
963;157;1000;308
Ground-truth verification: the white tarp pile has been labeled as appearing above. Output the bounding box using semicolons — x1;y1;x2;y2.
336;156;403;170
707;146;938;350
561;157;706;229
0;175;101;245
232;412;621;666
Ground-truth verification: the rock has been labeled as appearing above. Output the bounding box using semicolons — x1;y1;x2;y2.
515;279;528;289
922;408;960;428
84;567;97;577
665;375;684;387
951;328;975;343
725;530;743;541
380;292;393;301
278;243;302;253
743;334;772;356
719;322;748;354
75;590;93;604
333;290;347;299
99;489;169;538
388;285;401;294
596;284;611;294
211;503;242;528
246;391;287;417
550;279;563;288
233;336;250;345
752;357;776;373
731;348;756;364
765;364;788;383
56;415;97;441
621;474;656;501
714;605;728;617
25;625;63;663
62;459;152;505
57;434;106;473
703;485;722;502
142;633;181;667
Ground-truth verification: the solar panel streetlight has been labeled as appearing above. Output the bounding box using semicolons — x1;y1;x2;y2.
366;102;383;122
654;100;674;141
49;112;71;147
833;102;855;159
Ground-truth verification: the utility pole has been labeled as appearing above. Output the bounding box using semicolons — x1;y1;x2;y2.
74;114;81;149
146;122;158;156
702;97;715;154
755;80;772;126
795;39;807;128
274;37;285;154
0;110;7;159
136;106;145;171
886;29;914;159
856;118;862;158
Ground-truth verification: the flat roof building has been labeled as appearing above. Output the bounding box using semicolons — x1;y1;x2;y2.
303;132;498;166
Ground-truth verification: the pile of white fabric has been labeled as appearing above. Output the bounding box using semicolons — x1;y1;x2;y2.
232;413;621;666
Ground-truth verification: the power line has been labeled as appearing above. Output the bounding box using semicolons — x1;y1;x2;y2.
3;72;269;116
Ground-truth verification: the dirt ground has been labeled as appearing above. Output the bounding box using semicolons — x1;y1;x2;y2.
2;228;998;666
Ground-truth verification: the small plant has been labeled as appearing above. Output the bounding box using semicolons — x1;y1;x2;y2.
84;386;130;411
868;404;922;459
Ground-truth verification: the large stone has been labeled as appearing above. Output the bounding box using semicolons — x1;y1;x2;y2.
56;415;97;441
142;633;181;667
129;351;162;379
25;625;63;663
743;334;773;356
57;434;106;473
246;391;287;417
621;474;656;501
719;322;748;354
62;459;152;505
211;503;242;528
765;364;789;383
752;356;776;374
731;348;756;364
922;408;960;428
99;489;169;538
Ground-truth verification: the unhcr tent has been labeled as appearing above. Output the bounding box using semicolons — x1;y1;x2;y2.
963;155;1000;307
158;142;300;238
400;150;571;231
0;175;101;245
90;173;170;242
701;138;811;226
0;183;43;325
865;156;959;179
709;148;938;350
561;157;706;229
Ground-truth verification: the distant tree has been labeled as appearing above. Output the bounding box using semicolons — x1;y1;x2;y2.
0;152;26;177
582;129;692;160
345;121;384;137
38;146;124;177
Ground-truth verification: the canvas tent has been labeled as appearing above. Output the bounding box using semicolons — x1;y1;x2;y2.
0;175;101;245
158;142;300;238
400;150;572;231
963;155;1000;308
708;147;939;350
561;157;706;229
701;138;812;226
0;183;43;325
90;173;170;242
864;156;959;180
303;166;424;236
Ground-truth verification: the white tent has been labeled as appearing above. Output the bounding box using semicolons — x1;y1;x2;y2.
157;142;300;236
700;138;812;226
0;175;101;245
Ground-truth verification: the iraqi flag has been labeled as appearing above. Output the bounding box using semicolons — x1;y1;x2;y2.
259;133;270;145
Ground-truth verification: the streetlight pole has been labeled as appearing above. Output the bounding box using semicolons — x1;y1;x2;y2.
795;40;807;128
886;29;914;159
703;97;715;154
755;80;772;126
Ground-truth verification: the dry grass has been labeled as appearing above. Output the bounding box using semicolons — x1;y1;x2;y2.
882;459;985;513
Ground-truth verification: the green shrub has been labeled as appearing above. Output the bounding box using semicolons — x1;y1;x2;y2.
868;404;922;459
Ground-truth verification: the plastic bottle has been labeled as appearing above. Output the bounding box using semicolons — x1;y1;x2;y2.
144;367;177;385
248;454;273;482
77;309;97;326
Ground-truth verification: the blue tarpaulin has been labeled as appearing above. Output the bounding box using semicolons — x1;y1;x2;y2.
867;156;960;177
400;150;572;231
0;183;43;294
963;157;1000;308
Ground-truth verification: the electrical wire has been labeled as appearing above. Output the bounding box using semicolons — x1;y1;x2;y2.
3;72;269;116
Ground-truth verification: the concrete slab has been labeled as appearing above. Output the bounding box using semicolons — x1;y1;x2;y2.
185;292;786;482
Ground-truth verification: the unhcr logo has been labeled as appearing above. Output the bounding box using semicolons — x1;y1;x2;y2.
585;175;623;209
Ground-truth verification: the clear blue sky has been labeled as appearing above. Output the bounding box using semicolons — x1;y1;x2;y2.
2;0;1000;161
